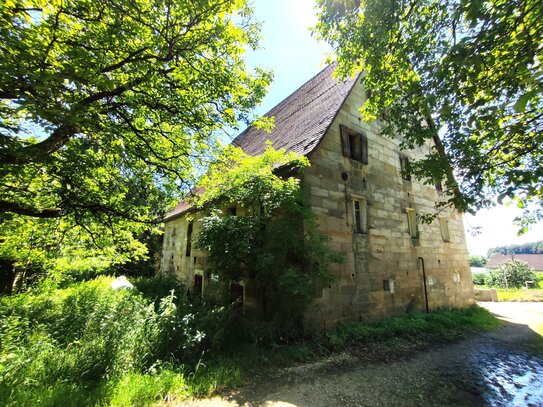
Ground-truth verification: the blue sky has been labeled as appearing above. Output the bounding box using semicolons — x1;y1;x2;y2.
244;0;543;256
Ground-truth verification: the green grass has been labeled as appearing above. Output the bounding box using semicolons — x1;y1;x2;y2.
474;285;543;302
0;276;500;407
495;288;543;302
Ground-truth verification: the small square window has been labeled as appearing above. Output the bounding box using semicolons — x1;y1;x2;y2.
340;125;368;164
227;206;237;216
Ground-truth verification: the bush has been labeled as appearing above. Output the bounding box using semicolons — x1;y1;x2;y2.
486;260;538;288
472;271;487;286
469;255;487;267
0;275;240;406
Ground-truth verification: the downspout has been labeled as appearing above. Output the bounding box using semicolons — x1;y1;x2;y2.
418;257;430;313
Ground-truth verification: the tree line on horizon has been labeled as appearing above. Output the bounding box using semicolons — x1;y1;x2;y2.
487;240;543;257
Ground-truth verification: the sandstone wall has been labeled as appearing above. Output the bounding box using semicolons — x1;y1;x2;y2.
303;79;474;328
161;79;474;328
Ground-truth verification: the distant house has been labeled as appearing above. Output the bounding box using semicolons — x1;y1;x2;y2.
486;253;543;272
161;65;474;328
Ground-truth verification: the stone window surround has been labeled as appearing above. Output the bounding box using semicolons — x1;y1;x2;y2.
399;154;411;181
439;217;450;242
340;124;368;164
405;207;418;239
351;194;368;234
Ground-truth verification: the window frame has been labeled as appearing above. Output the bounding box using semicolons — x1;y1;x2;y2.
352;197;368;234
405;208;418;239
185;221;193;257
435;181;444;194
399;154;411;181
439;217;450;242
340;124;368;164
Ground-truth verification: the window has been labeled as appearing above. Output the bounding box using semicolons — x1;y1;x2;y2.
440;217;450;242
352;198;368;233
383;279;395;293
435;181;443;194
229;282;244;310
171;227;177;247
227;206;237;216
193;274;203;297
185;221;193;257
340;125;368;164
399;155;411;181
406;208;418;238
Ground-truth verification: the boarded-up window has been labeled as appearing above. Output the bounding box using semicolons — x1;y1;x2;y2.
340;125;368;164
399;155;411;181
353;198;368;233
406;208;418;238
440;217;450;242
186;221;193;257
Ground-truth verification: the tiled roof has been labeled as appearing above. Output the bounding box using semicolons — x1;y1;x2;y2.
233;64;358;156
165;64;358;221
164;186;205;221
486;253;543;271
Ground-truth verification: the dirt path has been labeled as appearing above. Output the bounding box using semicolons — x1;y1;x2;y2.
180;303;543;407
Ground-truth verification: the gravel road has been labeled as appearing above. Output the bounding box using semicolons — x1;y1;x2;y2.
178;302;543;407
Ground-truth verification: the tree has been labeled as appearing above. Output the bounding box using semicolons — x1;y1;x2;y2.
469;255;487;268
0;1;271;271
486;260;537;288
195;145;340;321
315;0;543;228
488;240;543;256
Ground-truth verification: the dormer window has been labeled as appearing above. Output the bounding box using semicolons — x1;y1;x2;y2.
340;125;368;164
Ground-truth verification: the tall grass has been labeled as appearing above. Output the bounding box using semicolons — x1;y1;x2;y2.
0;275;238;406
0;275;500;406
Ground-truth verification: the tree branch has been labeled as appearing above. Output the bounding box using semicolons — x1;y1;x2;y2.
0;200;62;218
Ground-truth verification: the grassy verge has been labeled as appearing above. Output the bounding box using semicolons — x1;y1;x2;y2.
495;288;543;302
474;285;543;302
0;277;500;407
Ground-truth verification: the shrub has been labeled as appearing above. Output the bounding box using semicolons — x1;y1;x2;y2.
472;271;487;286
195;145;341;326
469;255;487;267
486;260;538;288
0;275;238;406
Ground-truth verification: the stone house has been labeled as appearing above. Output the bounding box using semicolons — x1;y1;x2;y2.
161;65;474;328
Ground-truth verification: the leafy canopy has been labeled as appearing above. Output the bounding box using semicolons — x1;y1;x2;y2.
469;255;487;268
195;144;340;317
315;0;543;229
0;0;271;267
